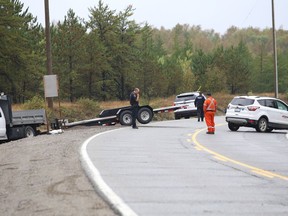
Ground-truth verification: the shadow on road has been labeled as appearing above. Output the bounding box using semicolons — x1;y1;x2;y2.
139;125;191;129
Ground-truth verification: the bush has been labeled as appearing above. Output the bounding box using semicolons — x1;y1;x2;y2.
22;95;45;110
75;98;100;117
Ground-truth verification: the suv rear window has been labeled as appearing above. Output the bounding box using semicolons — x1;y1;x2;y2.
175;94;197;102
230;98;254;106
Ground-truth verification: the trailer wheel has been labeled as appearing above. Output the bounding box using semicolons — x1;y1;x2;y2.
119;110;133;126
137;107;153;124
25;126;36;138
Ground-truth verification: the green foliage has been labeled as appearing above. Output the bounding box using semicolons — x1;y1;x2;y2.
205;67;227;93
0;0;43;102
76;98;100;116
58;98;101;122
223;41;252;94
22;95;45;110
52;9;87;102
1;0;288;104
59;106;76;121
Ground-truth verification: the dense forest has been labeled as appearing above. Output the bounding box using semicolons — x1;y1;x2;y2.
1;0;288;103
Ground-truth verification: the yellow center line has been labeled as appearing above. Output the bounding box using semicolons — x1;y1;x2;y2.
213;155;228;162
191;125;288;181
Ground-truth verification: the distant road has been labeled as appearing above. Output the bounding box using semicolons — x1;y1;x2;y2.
83;116;288;216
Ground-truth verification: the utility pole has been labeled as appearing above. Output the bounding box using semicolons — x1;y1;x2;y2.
44;0;53;108
271;0;278;98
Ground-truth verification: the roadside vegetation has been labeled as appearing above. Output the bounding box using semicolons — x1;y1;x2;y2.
1;0;288;105
2;0;288;125
13;93;288;123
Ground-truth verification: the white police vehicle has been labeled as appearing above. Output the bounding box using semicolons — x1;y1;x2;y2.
225;96;288;132
173;92;203;119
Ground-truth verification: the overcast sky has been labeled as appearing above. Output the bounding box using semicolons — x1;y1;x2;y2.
20;0;287;34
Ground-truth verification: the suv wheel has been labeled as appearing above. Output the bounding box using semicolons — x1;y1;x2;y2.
228;122;239;131
256;117;268;132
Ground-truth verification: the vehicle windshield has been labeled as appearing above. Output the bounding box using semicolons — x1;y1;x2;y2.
230;98;254;106
175;94;197;102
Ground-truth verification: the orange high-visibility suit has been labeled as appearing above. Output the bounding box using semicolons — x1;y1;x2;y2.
203;95;217;134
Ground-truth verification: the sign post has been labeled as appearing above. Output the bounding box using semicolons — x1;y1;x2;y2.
43;75;61;131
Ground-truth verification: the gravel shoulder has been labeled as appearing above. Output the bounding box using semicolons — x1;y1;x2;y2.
0;126;120;216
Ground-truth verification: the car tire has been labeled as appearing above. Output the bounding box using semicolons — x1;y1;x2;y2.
228;122;239;131
119;110;132;126
25;126;36;138
137;107;153;124
266;128;273;132
256;117;268;132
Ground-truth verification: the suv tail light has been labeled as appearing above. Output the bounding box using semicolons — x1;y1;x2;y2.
248;106;260;111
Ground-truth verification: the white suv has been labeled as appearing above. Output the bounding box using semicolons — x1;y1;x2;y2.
174;92;203;119
225;96;288;132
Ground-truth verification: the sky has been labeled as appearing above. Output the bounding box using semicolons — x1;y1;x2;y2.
20;0;287;35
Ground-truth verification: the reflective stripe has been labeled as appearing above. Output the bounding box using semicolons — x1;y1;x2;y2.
206;98;216;111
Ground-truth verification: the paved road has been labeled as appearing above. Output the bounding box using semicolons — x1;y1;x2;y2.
82;116;288;216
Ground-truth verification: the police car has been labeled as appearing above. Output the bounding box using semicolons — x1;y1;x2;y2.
225;96;288;132
173;92;204;119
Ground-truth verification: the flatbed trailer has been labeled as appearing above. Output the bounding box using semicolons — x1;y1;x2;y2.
61;104;183;128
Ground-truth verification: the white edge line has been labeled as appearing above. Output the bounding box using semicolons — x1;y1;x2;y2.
80;129;138;216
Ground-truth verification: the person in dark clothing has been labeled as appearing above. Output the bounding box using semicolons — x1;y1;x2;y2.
194;92;205;122
130;88;140;129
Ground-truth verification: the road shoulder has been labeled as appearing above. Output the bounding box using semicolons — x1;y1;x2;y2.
0;126;119;216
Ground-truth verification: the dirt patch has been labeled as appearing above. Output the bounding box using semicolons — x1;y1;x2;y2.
0;126;120;216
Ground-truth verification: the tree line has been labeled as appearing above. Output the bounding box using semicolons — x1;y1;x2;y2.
1;0;287;103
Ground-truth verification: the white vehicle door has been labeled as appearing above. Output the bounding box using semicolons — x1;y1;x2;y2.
264;99;279;124
0;108;7;138
274;100;288;126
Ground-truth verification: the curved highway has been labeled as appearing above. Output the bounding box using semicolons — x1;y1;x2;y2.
81;116;288;216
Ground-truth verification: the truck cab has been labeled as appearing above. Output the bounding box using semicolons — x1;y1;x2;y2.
0;107;7;140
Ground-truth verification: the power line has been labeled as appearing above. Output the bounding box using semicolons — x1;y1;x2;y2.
241;0;259;27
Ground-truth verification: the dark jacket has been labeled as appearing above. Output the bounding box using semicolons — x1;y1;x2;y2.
194;95;205;108
130;92;139;106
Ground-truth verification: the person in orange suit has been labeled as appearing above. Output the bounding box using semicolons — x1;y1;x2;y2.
203;92;217;134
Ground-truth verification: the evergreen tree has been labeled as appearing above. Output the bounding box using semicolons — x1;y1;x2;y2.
0;0;43;101
52;9;86;102
111;5;140;100
224;41;252;94
87;0;118;100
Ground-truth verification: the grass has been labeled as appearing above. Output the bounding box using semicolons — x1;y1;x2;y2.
12;93;288;123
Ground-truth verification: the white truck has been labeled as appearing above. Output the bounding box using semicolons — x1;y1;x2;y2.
0;94;46;141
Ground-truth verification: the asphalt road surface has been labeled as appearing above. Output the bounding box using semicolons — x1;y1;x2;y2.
82;116;288;216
